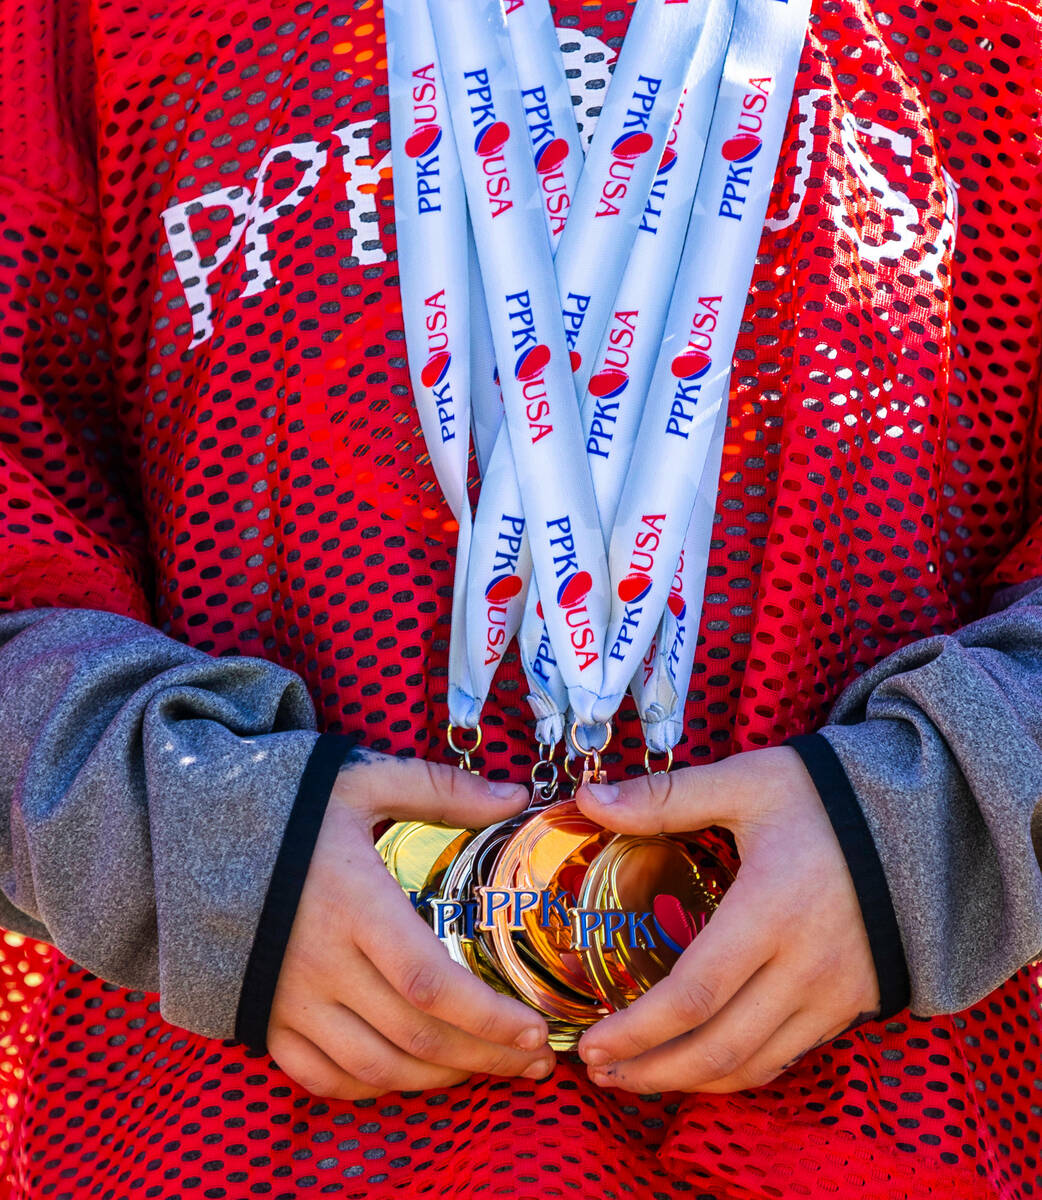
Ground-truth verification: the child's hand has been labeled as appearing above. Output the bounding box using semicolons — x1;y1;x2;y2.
268;751;553;1099
575;746;880;1094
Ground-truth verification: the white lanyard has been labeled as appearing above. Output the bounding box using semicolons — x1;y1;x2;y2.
392;0;811;757
467;0;722;744
505;0;583;252
553;0;716;398
386;0;477;729
468;229;503;479
597;0;812;724
525;0;737;748
460;0;584;737
630;400;727;753
429;0;610;730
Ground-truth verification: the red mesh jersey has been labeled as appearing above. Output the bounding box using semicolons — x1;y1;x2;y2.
0;0;1041;1196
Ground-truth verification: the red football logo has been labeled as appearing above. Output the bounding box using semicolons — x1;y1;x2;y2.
485;575;523;604
515;343;551;382
535;137;569;175
475;121;510;157
670;349;711;380
420;351;451;389
405;125;442;159
557;571;593;608
653;893;700;950
611;131;654;160
617;573;652;604
588;368;628;400
721;133;762;163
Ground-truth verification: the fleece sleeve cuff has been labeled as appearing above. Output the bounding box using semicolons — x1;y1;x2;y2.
235;731;363;1051
787;732;911;1019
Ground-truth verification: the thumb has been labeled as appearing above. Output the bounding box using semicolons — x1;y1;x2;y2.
575;759;747;835
342;752;530;828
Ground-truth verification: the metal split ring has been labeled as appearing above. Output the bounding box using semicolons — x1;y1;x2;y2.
566;719;612;758
530;742;560;800
447;723;482;772
643;745;674;775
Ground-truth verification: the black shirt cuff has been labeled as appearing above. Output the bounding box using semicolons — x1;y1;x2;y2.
787;732;911;1019
235;731;363;1050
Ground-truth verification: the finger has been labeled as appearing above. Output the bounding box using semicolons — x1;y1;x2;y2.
688;1009;852;1094
574;759;737;836
340;751;530;826
586;958;796;1095
577;875;774;1067
293;1001;488;1096
355;856;550;1051
270;1017;465;1099
575;746;797;835
344;952;556;1080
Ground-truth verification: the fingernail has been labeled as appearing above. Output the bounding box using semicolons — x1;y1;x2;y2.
523;1058;555;1080
587;783;619;805
583;1047;612;1068
514;1027;545;1052
488;781;524;800
590;1068;615;1087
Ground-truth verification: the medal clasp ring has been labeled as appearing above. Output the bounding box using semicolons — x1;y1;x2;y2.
447;723;483;773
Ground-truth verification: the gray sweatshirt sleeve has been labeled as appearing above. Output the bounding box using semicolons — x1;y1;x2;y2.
0;606;342;1040
791;580;1042;1018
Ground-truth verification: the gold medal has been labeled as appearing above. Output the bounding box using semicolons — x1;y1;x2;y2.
576;833;734;1009
375;820;475;924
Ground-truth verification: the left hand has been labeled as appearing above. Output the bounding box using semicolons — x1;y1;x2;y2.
574;745;880;1094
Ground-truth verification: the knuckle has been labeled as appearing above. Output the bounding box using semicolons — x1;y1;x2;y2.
480;1046;518;1078
648;770;677;820
468;998;509;1043
735;1061;782;1092
267;1032;335;1098
403;1019;447;1063
807;942;843;981
284;1058;341;1099
401;962;445;1011
418;757;444;803
298;1074;340;1099
697;1040;743;1081
421;756;461;806
613;1023;655;1061
349;1056;397;1093
668;976;718;1027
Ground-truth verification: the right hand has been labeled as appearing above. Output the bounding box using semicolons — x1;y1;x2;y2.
268;748;555;1100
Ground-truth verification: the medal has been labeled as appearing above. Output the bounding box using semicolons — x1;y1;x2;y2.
576;833;734;1010
438;812;532;994
480;798;614;1026
375;821;475;923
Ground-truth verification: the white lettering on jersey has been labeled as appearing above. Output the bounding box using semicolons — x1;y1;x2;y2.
162;122;389;344
765;90;957;277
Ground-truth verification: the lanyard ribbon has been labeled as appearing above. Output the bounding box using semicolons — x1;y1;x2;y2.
429;0;610;729
390;0;811;750
457;0;724;740
386;0;478;727
596;0;811;724
526;0;737;747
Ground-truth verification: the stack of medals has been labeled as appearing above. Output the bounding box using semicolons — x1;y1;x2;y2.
380;0;810;1048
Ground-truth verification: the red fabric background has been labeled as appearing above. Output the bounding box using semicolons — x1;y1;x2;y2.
0;0;1039;1195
